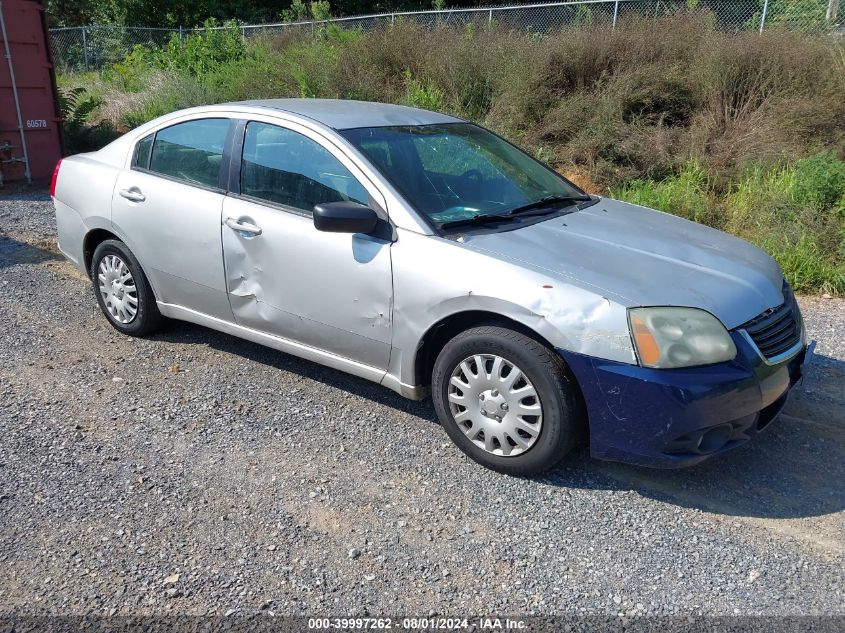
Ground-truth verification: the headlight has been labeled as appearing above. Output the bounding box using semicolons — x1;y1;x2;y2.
628;307;737;368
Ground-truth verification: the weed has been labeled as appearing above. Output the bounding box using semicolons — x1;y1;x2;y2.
612;162;717;225
57;87;120;153
404;69;445;111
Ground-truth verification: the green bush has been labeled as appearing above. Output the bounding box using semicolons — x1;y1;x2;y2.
766;0;833;34
57;86;120;153
611;163;716;225
761;233;845;294
792;153;845;209
280;0;332;23
102;44;158;92
404;69;445;111
156;19;246;77
118;72;216;128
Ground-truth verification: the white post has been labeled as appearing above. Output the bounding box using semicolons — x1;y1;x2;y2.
82;26;89;71
612;0;619;30
827;0;839;22
759;0;769;32
489;8;493;24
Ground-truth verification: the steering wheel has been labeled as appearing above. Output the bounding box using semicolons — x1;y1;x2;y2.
461;169;484;185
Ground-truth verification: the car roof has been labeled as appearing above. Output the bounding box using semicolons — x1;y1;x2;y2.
231;98;463;130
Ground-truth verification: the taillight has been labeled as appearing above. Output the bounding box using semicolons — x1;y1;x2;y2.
50;159;62;197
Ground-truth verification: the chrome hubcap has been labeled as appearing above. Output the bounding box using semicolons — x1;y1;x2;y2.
448;354;543;457
97;254;138;324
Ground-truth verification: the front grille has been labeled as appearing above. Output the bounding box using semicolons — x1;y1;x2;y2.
740;283;802;360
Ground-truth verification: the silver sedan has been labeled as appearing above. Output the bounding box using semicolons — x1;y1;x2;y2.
52;99;811;474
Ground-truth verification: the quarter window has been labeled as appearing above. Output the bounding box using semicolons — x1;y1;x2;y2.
240;121;368;213
133;134;153;170
149;118;230;188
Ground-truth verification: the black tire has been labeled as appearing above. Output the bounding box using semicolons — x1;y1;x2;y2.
90;239;162;336
432;325;584;476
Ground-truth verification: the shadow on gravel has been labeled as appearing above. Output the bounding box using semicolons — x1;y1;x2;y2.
0;234;62;269
154;319;844;521
152;320;436;420
0;184;50;201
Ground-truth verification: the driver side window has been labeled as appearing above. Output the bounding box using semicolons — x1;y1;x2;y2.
240;121;369;214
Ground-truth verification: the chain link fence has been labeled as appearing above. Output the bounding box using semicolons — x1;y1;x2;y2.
49;0;843;72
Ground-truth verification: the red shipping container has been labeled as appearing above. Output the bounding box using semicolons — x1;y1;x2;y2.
0;0;62;185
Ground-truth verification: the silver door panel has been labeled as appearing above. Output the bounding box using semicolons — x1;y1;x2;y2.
222;196;392;369
111;170;233;321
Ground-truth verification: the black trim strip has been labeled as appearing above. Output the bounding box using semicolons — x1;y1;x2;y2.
131;133;154;171
227;119;247;194
218;120;238;191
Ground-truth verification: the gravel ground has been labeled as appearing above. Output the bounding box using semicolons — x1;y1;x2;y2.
0;191;843;618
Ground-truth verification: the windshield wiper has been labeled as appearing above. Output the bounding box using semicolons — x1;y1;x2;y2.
505;194;592;217
437;213;512;230
437;194;593;231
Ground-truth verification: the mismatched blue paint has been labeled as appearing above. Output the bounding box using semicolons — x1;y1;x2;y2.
560;333;807;468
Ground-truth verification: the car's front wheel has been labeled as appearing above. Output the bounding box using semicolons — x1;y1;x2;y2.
432;325;584;475
91;239;162;336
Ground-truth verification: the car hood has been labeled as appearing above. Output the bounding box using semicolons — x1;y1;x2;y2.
461;198;784;329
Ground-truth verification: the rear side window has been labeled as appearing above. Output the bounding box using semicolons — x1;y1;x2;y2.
240;121;368;214
133;134;153;169
149;118;230;188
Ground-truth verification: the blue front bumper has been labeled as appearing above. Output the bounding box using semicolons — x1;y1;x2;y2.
559;332;808;468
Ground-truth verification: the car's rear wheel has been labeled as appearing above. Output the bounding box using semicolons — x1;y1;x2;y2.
432;325;584;475
91;239;162;336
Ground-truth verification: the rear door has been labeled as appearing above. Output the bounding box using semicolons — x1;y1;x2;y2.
221;119;393;369
111;117;234;320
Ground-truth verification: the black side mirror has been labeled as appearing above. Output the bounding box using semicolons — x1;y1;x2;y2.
313;201;379;234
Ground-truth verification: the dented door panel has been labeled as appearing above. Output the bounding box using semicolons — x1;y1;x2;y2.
221;196;393;369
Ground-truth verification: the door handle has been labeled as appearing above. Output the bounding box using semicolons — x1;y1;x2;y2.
119;187;145;202
225;217;262;236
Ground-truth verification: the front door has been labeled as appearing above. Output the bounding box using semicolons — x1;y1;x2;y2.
221;120;393;370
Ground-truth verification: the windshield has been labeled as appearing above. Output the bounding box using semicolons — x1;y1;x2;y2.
340;123;584;227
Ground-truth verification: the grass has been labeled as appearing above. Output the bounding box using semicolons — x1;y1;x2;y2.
57;13;845;294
